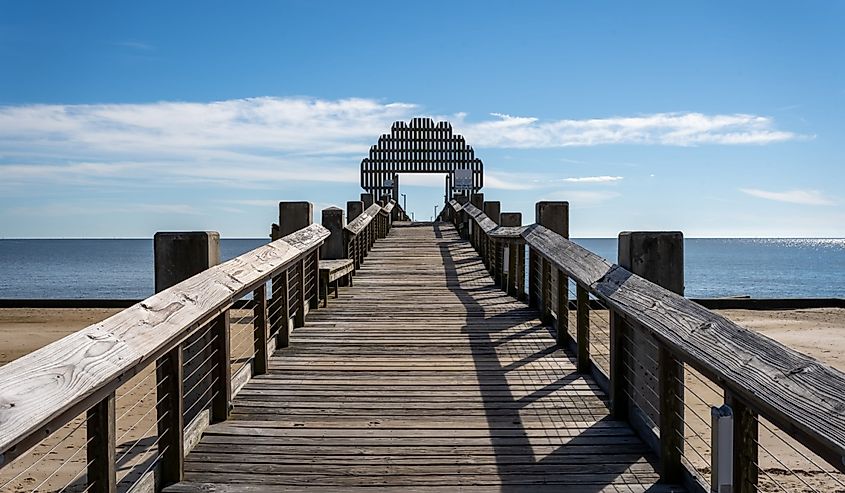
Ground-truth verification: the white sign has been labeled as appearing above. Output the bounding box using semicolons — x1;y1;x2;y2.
454;169;473;190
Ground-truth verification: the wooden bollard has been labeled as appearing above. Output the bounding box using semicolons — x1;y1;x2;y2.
361;193;374;209
470;193;484;210
499;213;523;299
483;201;501;225
276;202;313;341
153;231;224;486
535;202;569;347
321;207;346;260
347;200;364;221
614;231;684;483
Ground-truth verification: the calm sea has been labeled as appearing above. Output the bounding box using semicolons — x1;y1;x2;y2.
0;238;843;299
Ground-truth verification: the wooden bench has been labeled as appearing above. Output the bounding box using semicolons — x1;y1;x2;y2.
318;259;355;307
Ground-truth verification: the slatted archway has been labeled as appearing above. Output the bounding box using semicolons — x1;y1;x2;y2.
360;118;483;203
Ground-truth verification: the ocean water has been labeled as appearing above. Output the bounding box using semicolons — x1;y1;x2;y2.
0;238;843;299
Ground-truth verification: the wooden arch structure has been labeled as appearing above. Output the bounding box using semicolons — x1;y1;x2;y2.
360;117;483;203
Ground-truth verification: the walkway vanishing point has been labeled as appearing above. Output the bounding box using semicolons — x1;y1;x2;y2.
168;222;673;492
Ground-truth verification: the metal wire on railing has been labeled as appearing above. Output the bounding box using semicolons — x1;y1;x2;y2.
0;415;88;492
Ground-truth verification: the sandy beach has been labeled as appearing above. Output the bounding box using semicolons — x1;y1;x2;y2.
0;306;843;491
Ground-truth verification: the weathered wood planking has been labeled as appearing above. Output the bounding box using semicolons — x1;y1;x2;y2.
521;223;845;469
0;224;330;463
169;222;676;491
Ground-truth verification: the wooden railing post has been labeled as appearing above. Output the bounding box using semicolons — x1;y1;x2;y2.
499;213;522;299
310;248;320;309
726;391;759;492
321;207;346;260
470;193;484;249
347;201;364;221
483;201;500;274
278;202;313;331
295;256;306;328
153;231;222;483
87;392;116;493
535;201;569;344
576;283;590;373
252;283;269;375
617;231;685;483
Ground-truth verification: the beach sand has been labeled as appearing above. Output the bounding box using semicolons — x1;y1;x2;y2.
0;307;843;491
0;307;256;492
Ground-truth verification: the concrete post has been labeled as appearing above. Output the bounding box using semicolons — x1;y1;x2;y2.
321;207;346;260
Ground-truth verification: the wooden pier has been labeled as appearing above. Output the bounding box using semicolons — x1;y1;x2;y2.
169;222;670;492
1;118;844;492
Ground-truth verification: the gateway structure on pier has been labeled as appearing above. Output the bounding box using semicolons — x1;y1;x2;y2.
360;117;483;202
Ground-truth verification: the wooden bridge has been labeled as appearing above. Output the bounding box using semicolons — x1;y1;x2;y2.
1;120;845;493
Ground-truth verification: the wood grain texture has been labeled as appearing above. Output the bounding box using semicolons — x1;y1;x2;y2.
521;224;845;470
0;225;329;462
344;204;381;236
169;222;676;491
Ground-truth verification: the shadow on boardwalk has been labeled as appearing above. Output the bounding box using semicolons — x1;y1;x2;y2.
434;223;669;492
168;222;676;492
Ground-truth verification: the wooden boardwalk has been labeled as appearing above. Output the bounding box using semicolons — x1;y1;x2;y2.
167;223;680;492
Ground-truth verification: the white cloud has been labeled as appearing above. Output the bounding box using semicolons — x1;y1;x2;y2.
456;112;800;148
740;188;836;206
557;176;623;183
0;97;800;193
543;190;621;205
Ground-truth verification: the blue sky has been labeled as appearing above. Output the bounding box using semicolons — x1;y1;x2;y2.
1;1;843;238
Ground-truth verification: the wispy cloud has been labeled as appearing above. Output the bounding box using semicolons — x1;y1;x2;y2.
456;112;801;147
740;188;835;206
7;202;202;216
557;176;623;183
543;190;621;205
0;97;801;193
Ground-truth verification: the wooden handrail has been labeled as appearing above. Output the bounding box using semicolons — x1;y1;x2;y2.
457;202;845;473
345;203;381;236
0;223;330;465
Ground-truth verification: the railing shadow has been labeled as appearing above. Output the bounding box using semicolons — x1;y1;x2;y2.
433;222;663;491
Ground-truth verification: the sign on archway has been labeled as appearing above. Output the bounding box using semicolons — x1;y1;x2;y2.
360;118;483;203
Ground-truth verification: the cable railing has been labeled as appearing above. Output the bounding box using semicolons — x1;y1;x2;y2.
449;197;845;493
0;197;398;493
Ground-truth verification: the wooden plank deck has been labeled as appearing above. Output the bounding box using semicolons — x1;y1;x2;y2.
167;223;683;492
